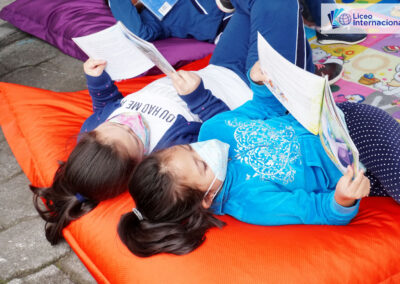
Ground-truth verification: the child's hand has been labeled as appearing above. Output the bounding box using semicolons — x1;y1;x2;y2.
250;61;268;85
170;70;201;95
83;58;107;77
334;166;370;207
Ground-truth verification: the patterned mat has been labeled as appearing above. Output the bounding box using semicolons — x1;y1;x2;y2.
306;0;400;122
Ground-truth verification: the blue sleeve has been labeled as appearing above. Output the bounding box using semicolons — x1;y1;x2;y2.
225;186;360;226
179;80;230;122
86;72;123;112
204;71;289;124
109;0;165;41
153;115;202;151
232;71;288;120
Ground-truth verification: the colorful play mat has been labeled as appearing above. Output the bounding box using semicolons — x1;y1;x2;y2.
306;0;400;122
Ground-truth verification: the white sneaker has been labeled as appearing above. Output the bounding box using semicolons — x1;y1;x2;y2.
215;0;235;13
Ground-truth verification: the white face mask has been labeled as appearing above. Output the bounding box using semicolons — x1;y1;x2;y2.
190;139;230;200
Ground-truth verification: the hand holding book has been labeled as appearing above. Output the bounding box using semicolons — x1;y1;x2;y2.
83;59;107;77
257;32;360;177
73;22;176;81
334;166;370;207
170;70;202;96
249;61;268;85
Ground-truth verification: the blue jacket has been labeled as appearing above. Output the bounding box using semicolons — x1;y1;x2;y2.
199;77;360;226
81;72;229;151
109;0;228;42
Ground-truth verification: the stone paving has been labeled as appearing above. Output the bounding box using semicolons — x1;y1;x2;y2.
0;0;96;283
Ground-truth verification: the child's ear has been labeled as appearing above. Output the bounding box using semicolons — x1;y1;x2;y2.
201;197;213;209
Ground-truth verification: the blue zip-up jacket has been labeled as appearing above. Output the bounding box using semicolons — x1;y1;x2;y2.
109;0;228;42
81;71;229;151
198;76;360;226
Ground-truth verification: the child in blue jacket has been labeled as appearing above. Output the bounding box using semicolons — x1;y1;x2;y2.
118;61;400;257
32;0;316;245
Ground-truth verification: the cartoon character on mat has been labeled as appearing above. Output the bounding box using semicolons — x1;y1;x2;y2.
374;64;400;97
359;73;380;85
313;47;345;66
336;94;365;103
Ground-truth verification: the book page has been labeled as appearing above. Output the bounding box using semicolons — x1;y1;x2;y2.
72;24;155;81
319;79;360;176
140;0;178;20
118;22;176;76
257;33;326;135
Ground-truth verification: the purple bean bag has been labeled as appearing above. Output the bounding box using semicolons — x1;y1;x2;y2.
0;0;215;73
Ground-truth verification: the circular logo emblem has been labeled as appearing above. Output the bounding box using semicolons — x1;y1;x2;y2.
338;13;352;25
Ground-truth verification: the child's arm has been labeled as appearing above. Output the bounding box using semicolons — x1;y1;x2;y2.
227;184;360;226
109;0;165;41
225;168;369;226
84;59;123;112
207;62;289;123
245;61;288;118
153;115;203;151
171;70;230;122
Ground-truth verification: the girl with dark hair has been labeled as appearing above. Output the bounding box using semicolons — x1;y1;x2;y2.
31;131;136;244
31;54;249;245
32;0;315;245
118;61;400;257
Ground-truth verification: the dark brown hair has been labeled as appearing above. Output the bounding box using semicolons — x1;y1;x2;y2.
31;131;138;245
118;150;225;257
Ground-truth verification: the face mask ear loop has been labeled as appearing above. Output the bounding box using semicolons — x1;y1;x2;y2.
203;174;218;199
211;183;223;200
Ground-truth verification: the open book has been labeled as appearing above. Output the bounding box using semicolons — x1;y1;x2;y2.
72;21;175;81
140;0;178;20
257;33;360;176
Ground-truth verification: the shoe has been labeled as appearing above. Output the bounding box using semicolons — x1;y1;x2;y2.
215;0;235;13
314;63;343;85
383;45;400;53
316;30;367;45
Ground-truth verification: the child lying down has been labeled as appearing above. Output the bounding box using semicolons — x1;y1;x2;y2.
119;61;400;257
32;0;330;246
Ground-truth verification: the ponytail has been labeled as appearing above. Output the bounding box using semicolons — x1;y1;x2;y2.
32;131;137;244
31;181;98;245
118;152;225;257
118;203;224;257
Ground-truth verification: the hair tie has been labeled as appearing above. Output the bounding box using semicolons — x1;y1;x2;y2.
75;193;88;203
132;208;144;221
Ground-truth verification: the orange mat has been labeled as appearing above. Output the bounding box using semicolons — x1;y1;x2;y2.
1;56;400;283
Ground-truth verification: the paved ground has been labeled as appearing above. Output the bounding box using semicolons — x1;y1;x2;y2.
0;0;96;283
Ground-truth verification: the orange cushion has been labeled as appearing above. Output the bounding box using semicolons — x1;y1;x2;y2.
1;56;400;283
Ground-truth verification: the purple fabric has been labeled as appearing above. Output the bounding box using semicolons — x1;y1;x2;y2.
0;0;215;71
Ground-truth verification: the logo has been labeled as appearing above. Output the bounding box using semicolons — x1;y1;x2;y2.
328;8;352;29
322;4;400;34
